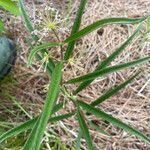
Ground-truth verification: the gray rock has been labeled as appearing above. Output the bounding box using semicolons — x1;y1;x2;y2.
0;37;16;79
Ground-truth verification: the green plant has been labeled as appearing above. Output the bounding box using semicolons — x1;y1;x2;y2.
0;0;150;149
0;0;20;32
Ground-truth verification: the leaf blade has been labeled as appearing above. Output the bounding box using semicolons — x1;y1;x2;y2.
0;0;20;16
0;102;64;142
66;56;150;84
23;62;63;150
64;0;87;60
0;112;75;143
77;100;150;143
91;71;140;106
74;25;141;94
18;0;38;41
65;17;146;43
77;109;94;150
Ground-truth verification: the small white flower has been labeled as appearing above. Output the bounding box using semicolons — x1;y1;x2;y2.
35;5;68;36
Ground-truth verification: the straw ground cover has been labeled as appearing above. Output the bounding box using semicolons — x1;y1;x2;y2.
0;0;150;149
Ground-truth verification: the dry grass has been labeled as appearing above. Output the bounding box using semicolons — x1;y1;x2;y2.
0;0;150;149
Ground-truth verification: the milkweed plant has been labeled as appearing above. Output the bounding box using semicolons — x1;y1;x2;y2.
0;0;150;149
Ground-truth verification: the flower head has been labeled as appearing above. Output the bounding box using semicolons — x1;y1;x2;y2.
41;6;61;31
36;6;66;33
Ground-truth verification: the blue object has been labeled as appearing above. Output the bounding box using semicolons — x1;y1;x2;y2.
0;37;16;79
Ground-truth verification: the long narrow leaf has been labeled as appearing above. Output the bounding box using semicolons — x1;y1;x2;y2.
66;56;150;84
0;102;64;142
91;71;140;106
27;42;62;66
77;109;94;150
77;100;150;143
64;0;87;60
23;62;63;150
19;0;38;41
0;118;37;144
74;25;141;94
65;17;146;43
0;112;75;143
0;0;20;16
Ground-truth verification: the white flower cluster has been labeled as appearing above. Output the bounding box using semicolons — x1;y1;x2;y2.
34;4;68;39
